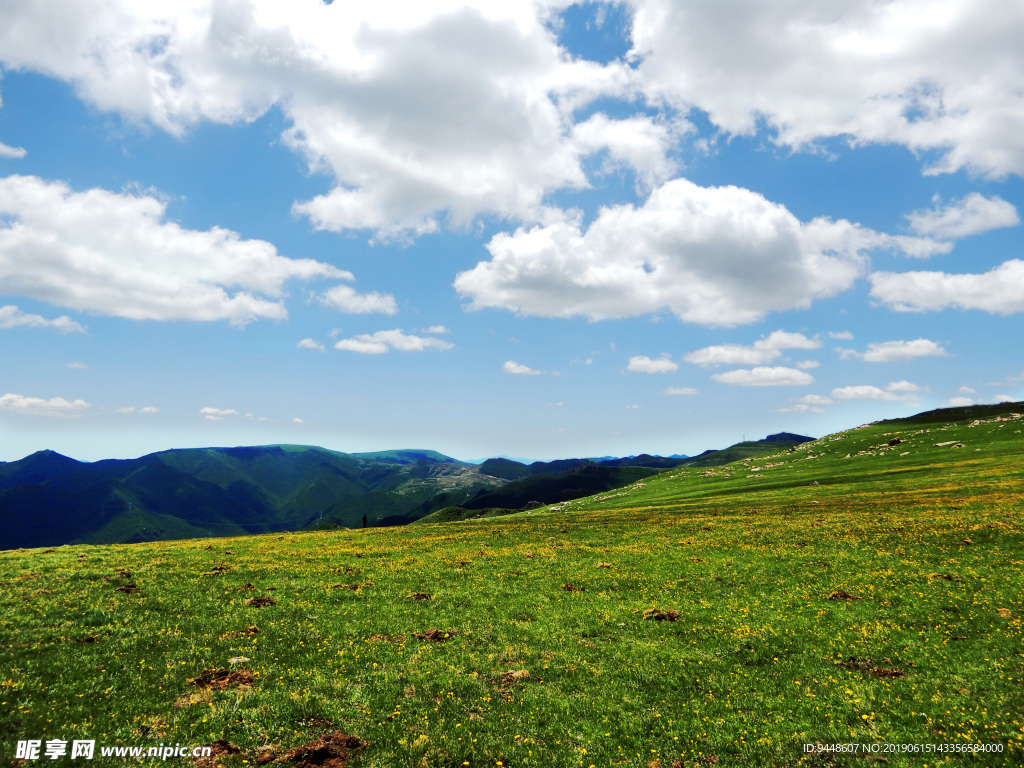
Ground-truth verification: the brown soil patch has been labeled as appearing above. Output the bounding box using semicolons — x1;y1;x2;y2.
596;562;612;569
927;573;956;581
408;592;431;600
455;560;471;566
242;583;257;590
203;565;231;576
114;584;141;594
836;656;906;678
561;583;586;592
826;589;863;600
195;739;241;767
501;669;530;687
331;583;360;591
412;628;456;643
643;608;680;621
187;668;255;691
246;596;276;607
279;732;369;768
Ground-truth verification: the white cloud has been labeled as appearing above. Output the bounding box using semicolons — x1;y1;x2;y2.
625;404;640;409
0;304;85;333
628;0;1024;178
958;386;976;395
297;338;326;351
503;360;543;375
946;396;975;407
994;393;1016;403
0;176;350;325
663;386;698;395
870;260;1024;315
199;406;240;421
570;112;685;187
795;360;820;370
831;380;923;401
0;392;91;416
456;179;934;325
711;366;814;387
907;193;1019;240
0;1;650;239
685;330;820;367
828;330;854;340
140;406;159;413
422;325;449;334
334;329;454;354
65;362;88;370
116;405;159;414
292;417;305;424
0;142;26;159
627;355;678;373
778;393;834;412
844;338;950;363
318;284;398;315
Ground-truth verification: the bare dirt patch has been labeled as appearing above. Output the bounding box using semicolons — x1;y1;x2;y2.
194;738;241;767
114;584;141;594
408;592;431;600
836;656;907;678
643;608;681;621
278;733;369;768
245;596;276;607
187;668;255;691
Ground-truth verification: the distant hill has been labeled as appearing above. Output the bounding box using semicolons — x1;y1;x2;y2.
0;445;497;550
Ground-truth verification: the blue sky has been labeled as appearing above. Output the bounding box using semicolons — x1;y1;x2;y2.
1;0;1022;463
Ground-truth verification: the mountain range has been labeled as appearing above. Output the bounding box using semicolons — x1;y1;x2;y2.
0;433;813;550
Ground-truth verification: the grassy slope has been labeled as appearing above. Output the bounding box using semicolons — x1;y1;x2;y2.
1;404;1022;767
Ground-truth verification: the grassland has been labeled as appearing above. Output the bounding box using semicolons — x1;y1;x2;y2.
2;404;1022;767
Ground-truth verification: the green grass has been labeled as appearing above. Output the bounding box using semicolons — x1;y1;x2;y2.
2;405;1022;767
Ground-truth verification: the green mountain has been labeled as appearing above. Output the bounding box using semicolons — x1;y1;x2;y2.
0;445;499;550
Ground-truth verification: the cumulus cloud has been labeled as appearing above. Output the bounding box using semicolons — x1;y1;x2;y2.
907;193;1019;240
318;284;398;315
334;328;454;354
839;338;950;362
711;366;814;387
627;0;1024;178
199;407;240;421
503;360;543;375
831;380;924;401
0;392;91;416
958;386;976;395
116;406;159;414
297;338;325;351
663;386;698;395
946;396;975;407
828;330;854;340
0;304;85;333
0;142;26;159
456;179;936;325
870;260;1024;315
777;393;835;413
685;330;820;367
627;355;678;373
422;325;449;334
0;176;350;325
0;1;651;239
